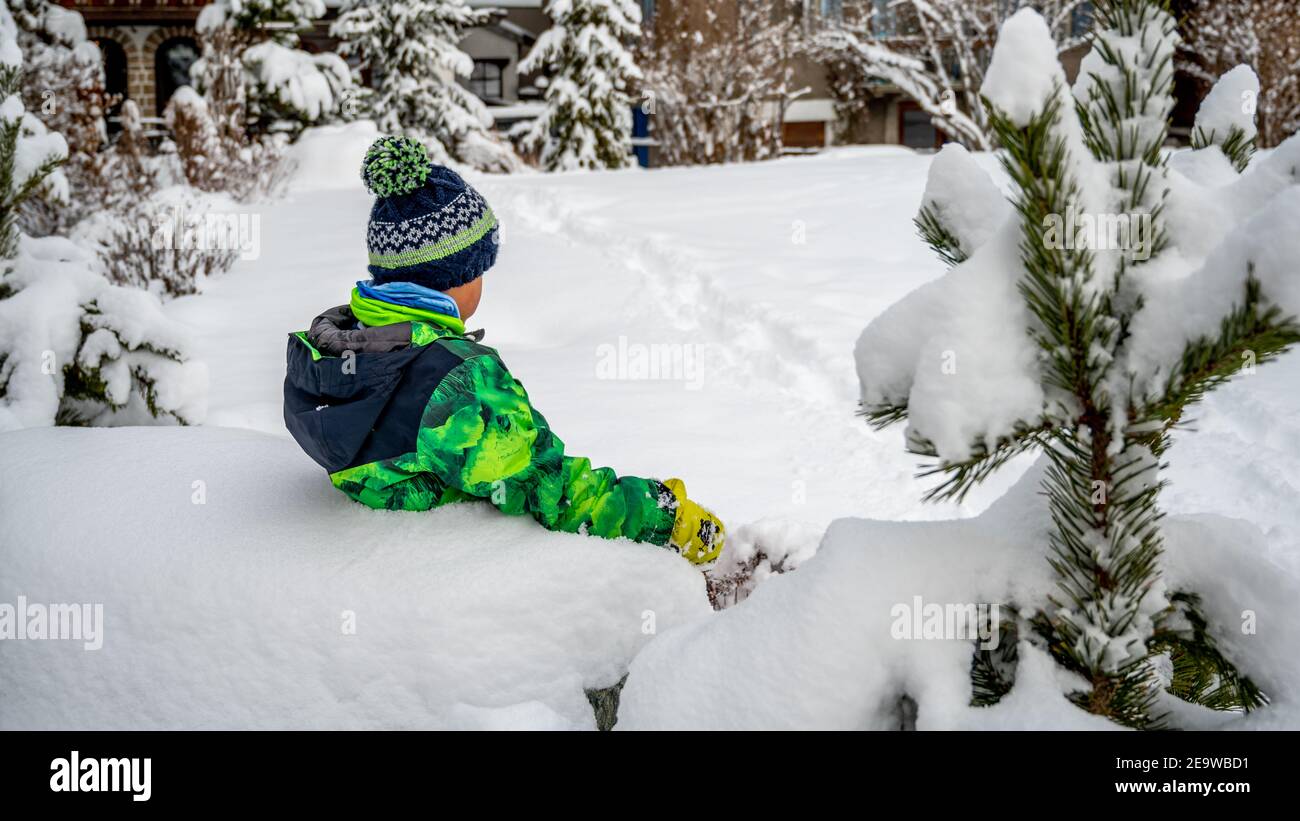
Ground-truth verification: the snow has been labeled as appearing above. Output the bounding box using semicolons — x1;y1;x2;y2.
1126;134;1300;396
980;9;1066;128
243;41;352;122
1129;185;1300;393
486;103;546;123
5;121;1300;728
165;85;207;117
0;236;208;431
1196;64;1261;144
917;143;1009;258
0;3;19;70
619;461;1300;730
286;119;381;190
41;5;86;46
0;426;709;729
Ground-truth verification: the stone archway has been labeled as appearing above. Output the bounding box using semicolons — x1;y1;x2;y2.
88;33;129;128
142;26;200;115
86;26;137;103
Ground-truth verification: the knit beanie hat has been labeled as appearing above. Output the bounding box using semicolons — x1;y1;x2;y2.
361;136;499;290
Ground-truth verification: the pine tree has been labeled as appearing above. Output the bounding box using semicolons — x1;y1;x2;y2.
515;0;642;171
859;0;1300;727
332;0;520;172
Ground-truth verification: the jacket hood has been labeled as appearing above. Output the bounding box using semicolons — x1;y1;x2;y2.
284;306;443;473
307;305;412;357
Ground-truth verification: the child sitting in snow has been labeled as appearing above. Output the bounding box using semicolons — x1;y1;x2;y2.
283;136;724;567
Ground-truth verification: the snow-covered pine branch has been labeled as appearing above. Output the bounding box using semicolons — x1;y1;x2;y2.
0;0;66;258
514;0;642;171
332;0;521;172
1178;0;1299;150
1189;64;1259;172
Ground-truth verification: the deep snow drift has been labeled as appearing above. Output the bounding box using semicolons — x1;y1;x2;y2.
0;427;708;730
618;462;1300;730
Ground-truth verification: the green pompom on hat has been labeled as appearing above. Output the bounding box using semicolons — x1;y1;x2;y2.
361;136;432;197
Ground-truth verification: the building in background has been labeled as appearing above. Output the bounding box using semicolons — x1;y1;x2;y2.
58;0;551;123
59;0;1202;165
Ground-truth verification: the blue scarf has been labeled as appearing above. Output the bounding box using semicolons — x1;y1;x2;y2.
355;280;461;319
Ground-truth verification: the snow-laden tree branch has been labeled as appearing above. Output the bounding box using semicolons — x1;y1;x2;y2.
816;0;1090;149
1178;0;1299;150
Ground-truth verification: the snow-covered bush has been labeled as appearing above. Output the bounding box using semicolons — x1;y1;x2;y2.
0;3;205;430
0;236;207;428
514;0;642;171
164;85;288;200
854;1;1300;727
193;0;354;138
636;0;805;166
88;188;240;298
242;41;353;134
332;0;521;172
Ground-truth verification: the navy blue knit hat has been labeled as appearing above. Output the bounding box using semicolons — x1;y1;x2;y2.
361;136;499;290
